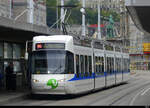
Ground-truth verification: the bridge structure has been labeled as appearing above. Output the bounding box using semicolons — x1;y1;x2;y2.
0;16;63;43
125;0;150;35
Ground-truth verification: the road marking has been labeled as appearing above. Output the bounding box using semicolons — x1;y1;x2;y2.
141;87;150;96
129;88;146;105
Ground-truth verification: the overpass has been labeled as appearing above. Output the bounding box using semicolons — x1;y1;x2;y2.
0;16;63;43
126;0;150;35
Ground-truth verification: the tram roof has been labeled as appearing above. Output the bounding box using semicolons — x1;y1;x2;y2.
33;34;128;50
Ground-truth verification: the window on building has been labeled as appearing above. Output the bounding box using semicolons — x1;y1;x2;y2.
13;44;21;59
0;43;3;59
4;43;13;59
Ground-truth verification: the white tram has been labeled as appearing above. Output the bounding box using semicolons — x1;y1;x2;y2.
28;35;130;95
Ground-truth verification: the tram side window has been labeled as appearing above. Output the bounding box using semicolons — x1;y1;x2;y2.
109;57;111;74
102;57;104;75
126;59;129;72
80;55;84;77
124;58;126;72
107;57;110;75
115;58;117;73
110;57;112;74
116;58;119;73
95;57;99;76
117;58;120;73
76;55;80;78
85;55;88;77
125;59;127;72
106;57;108;74
87;56;89;76
128;59;130;72
122;58;124;72
119;58;122;73
89;56;92;77
111;58;114;74
99;57;102;75
66;52;74;74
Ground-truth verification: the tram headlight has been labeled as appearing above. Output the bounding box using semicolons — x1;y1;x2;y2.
33;79;39;83
58;79;65;82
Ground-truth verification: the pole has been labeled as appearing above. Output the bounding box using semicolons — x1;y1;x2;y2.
98;0;101;39
82;0;86;37
60;0;64;31
9;0;12;18
56;0;59;29
28;0;34;24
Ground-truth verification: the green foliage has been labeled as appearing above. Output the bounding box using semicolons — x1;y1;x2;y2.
86;9;98;24
46;0;120;27
46;0;56;7
101;10;120;22
68;8;82;24
66;0;81;6
46;0;60;28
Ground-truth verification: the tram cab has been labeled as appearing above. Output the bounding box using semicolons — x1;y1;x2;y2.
30;35;75;94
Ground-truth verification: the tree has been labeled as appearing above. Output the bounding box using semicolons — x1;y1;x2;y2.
66;0;81;6
46;0;58;28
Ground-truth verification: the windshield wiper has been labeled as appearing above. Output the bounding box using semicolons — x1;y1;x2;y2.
53;64;63;73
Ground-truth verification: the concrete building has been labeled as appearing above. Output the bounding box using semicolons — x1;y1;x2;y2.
129;17;150;71
83;0;121;13
0;0;47;26
0;0;11;18
125;0;150;71
12;0;47;26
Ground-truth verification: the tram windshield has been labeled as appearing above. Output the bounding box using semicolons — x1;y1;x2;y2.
31;50;74;74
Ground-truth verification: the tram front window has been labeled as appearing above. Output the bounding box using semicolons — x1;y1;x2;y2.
32;50;66;74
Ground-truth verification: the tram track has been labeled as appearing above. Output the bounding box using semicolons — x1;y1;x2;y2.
109;82;150;105
86;79;150;105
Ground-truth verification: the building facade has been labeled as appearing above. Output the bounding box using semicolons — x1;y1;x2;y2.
0;0;47;26
129;17;150;71
83;0;121;13
0;0;47;90
0;0;11;18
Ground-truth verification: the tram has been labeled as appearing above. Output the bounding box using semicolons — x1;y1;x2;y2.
27;35;130;95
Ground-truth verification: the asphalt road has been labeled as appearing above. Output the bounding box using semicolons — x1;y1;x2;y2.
2;71;150;106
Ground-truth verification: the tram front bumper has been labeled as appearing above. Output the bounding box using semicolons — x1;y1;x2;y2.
31;82;66;95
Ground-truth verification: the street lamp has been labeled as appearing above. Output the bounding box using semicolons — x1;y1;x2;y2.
81;0;86;37
98;0;102;40
27;0;34;24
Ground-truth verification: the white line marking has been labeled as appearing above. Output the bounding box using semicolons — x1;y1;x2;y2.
141;88;150;96
129;88;146;105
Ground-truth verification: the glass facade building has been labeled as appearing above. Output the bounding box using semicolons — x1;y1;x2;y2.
0;41;25;90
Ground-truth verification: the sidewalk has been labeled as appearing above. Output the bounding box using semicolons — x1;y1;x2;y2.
130;70;150;80
0;89;30;104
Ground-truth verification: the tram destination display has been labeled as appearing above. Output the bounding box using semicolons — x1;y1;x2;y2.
36;43;65;50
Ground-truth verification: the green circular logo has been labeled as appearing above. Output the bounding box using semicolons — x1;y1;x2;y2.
47;79;58;89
